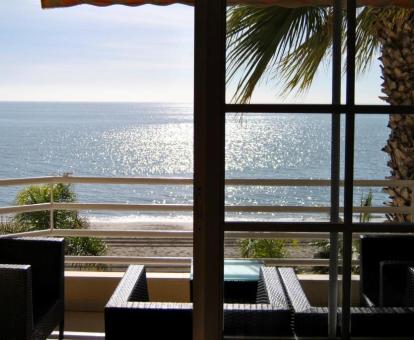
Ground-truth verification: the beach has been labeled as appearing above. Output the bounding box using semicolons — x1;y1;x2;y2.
90;221;319;259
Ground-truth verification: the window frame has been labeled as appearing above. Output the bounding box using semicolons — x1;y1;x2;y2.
192;0;414;339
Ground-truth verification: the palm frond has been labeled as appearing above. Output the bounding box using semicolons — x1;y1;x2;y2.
355;7;381;74
277;8;333;95
226;6;407;104
227;5;328;103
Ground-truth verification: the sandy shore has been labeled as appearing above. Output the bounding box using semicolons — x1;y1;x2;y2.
90;223;319;259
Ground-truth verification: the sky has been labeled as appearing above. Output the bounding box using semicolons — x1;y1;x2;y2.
0;0;384;104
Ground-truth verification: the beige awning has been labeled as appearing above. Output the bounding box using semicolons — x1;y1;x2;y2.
41;0;414;9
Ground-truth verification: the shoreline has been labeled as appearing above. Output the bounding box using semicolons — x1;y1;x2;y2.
87;214;387;231
89;221;321;259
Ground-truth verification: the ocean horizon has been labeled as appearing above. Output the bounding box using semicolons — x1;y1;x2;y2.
0;101;391;225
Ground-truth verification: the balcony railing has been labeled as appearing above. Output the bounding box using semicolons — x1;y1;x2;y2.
1;175;413;269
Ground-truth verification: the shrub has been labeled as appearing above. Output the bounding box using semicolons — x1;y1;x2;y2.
240;239;291;258
0;220;30;235
12;183;107;258
66;236;107;256
311;191;373;273
359;190;373;223
310;239;360;274
14;183;82;230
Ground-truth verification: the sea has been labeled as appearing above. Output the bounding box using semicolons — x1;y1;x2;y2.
0;101;390;227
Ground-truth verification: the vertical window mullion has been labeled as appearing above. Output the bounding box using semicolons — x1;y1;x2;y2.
193;0;226;339
329;0;342;337
342;0;357;338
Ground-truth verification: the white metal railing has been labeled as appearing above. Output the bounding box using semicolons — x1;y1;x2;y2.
0;175;412;268
1;176;413;216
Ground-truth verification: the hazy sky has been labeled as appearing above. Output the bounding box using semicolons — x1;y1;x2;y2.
0;0;384;104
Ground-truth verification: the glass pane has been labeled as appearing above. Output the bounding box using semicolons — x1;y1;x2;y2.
0;0;195;285
351;232;414;338
349;4;414;331
0;2;193;102
355;6;414;106
225;112;332;222
223;230;334;338
353;114;388;222
354;113;414;223
226;5;332;104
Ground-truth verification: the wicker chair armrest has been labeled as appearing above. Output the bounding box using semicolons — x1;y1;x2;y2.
361;293;375;307
0;264;34;339
278;268;328;336
257;267;289;308
106;265;148;306
278;267;311;312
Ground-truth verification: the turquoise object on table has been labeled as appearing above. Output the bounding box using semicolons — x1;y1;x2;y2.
190;259;264;281
223;259;264;281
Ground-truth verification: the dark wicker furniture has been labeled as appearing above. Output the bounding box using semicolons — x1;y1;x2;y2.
360;234;414;307
105;265;292;339
0;237;65;340
379;260;414;307
280;240;414;339
279;267;414;337
278;267;329;337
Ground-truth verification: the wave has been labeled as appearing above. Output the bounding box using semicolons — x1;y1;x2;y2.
84;213;387;231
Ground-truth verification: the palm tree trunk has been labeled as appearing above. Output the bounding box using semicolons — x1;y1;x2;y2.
378;11;414;222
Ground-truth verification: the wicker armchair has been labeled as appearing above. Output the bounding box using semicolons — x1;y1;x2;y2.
360;234;414;307
0;237;65;340
379;260;414;307
279;266;414;337
105;265;291;339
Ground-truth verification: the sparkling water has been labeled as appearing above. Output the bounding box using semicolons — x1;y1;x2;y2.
0;101;390;225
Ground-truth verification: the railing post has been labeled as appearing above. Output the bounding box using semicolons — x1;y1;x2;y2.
50;183;54;231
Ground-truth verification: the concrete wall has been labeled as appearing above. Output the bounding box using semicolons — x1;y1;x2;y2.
66;271;360;312
65;271;190;312
64;271;191;332
298;274;360;306
64;271;360;332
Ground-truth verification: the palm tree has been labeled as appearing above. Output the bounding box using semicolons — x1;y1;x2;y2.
227;6;414;222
